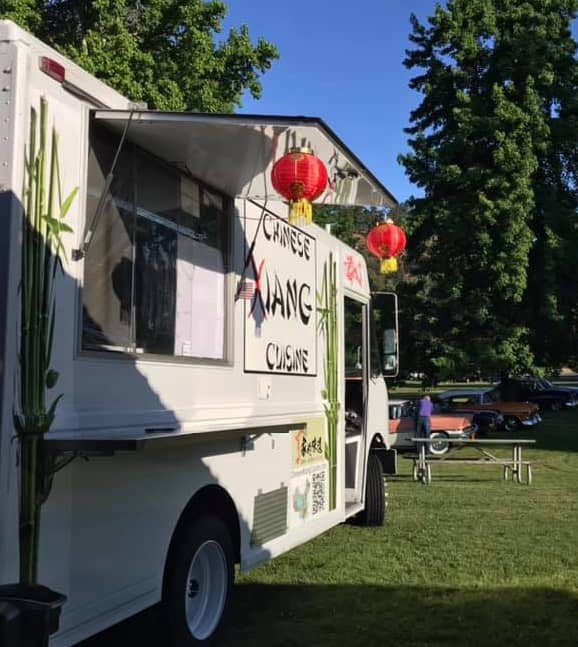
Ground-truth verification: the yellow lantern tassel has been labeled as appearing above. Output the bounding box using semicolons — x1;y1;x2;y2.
288;199;313;226
380;257;398;274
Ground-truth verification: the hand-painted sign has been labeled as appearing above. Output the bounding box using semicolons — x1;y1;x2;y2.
289;419;329;526
291;423;325;471
344;253;364;289
244;211;317;375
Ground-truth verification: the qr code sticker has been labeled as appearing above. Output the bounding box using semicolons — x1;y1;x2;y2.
311;469;326;516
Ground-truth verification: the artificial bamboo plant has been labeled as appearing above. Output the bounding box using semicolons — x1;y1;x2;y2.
318;253;339;510
14;97;77;584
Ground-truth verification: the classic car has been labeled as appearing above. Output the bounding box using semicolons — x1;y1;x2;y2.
498;377;578;410
436;388;541;432
434;404;504;436
388;399;477;455
539;378;578;398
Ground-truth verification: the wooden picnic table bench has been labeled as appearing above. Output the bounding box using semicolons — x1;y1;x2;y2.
408;438;537;485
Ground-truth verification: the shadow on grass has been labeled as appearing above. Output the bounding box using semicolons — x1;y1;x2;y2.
79;583;578;646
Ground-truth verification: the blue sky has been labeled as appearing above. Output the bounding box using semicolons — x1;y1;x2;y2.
223;1;578;205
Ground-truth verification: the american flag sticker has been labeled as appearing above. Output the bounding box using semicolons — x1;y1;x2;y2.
237;279;255;300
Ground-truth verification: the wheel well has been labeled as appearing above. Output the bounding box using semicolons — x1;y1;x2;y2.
370;433;386;451
369;433;396;474
163;484;241;592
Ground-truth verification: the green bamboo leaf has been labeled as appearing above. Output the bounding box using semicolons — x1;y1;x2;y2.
45;369;59;389
13;414;24;435
45;394;64;428
43;215;71;232
59;187;79;219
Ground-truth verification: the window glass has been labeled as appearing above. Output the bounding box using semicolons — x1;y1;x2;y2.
344;298;364;377
83;125;134;351
134;217;177;355
82;124;228;360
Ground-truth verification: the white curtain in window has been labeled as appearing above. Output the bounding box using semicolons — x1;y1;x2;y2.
174;237;225;359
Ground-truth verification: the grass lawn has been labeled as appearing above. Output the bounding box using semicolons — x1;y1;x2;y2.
223;405;578;646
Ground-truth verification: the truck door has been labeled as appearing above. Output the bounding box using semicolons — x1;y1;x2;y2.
343;295;367;505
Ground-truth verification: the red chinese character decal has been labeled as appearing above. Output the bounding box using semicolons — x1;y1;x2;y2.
344;254;363;287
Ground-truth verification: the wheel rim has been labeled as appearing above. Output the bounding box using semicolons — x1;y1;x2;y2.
504;417;517;431
184;540;228;640
430;433;449;455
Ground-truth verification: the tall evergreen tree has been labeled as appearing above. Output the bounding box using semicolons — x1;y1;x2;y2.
400;0;578;380
0;0;278;112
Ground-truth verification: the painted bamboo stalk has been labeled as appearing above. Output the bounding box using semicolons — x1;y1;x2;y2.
318;253;339;510
15;97;76;584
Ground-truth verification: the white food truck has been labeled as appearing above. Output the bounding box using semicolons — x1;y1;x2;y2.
0;21;400;646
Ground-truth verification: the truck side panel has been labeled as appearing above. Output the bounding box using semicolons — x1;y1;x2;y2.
0;38;29;584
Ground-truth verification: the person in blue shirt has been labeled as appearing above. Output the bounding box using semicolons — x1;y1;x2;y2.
416;394;433;452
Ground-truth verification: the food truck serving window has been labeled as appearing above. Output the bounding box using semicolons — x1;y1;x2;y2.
81;123;229;361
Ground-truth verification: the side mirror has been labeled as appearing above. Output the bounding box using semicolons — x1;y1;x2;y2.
355;345;362;370
371;292;399;377
383;329;397;373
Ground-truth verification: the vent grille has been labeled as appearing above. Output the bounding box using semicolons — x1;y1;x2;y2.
251;486;288;547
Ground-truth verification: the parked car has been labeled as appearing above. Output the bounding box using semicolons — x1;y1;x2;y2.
498;377;578;411
388;399;477;455
433;402;504;436
436;388;541;432
538;378;578;398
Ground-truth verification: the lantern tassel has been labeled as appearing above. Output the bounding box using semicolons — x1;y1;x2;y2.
380;257;398;274
288;199;313;226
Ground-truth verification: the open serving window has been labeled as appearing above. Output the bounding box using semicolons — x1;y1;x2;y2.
80;111;397;364
82;121;230;362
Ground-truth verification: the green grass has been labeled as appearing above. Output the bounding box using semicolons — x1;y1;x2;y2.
224;407;578;646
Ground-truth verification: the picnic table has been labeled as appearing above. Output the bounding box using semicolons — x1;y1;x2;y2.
409;437;537;485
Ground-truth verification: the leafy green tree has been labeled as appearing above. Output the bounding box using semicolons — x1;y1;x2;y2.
501;0;578;371
314;204;413;292
400;0;578;381
0;0;278;112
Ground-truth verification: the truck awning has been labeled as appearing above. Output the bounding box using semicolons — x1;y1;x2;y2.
92;110;397;208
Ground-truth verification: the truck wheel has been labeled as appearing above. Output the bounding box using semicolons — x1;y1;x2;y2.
503;416;520;432
164;516;234;645
429;432;449;455
357;453;386;526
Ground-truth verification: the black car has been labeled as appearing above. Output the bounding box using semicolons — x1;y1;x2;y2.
538;378;578;399
468;409;504;435
498;377;578;411
433;400;503;434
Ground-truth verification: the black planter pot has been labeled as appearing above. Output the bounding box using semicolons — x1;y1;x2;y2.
0;584;66;647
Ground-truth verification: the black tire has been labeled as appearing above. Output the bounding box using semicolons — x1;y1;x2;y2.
357;453;386;526
503;416;520;432
164;516;235;646
429;432;449;456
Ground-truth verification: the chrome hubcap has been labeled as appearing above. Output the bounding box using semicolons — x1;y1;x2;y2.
184;540;227;640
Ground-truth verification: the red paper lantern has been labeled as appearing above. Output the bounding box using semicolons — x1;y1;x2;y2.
271;147;328;226
366;220;407;274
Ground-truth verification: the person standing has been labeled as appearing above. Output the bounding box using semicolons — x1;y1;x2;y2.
416;394;433;452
